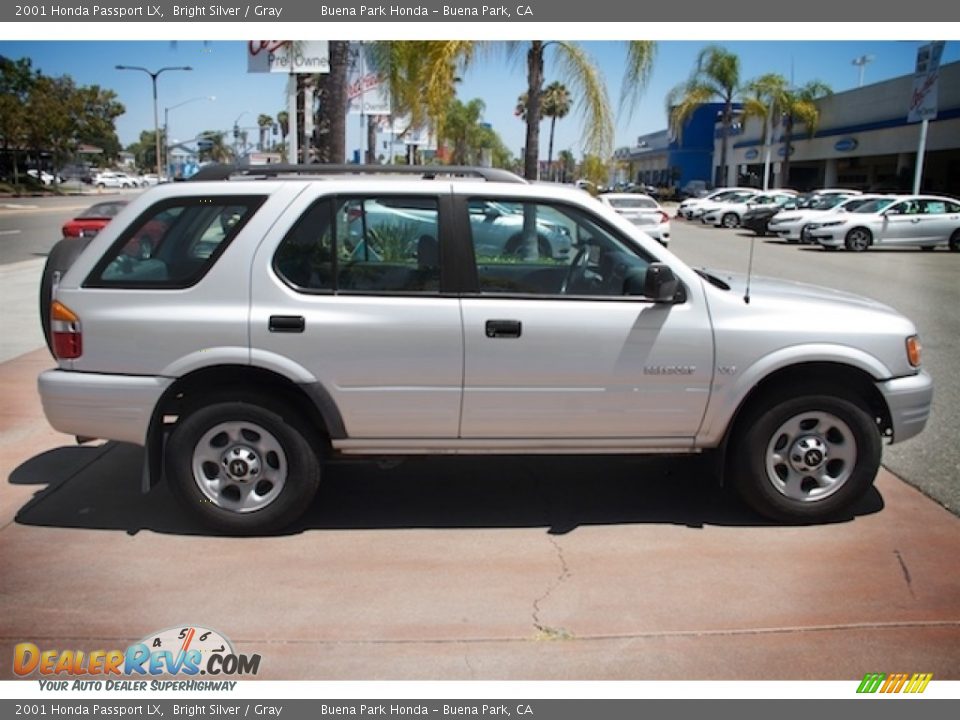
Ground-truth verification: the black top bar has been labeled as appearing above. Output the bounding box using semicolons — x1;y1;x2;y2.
188;163;527;184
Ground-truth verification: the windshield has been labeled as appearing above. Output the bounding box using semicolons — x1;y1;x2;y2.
800;195;849;210
78;201;127;218
851;198;898;214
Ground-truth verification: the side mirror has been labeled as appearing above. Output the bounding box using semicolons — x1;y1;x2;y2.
624;263;679;302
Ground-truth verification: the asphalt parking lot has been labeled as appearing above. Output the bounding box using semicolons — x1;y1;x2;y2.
1;201;959;682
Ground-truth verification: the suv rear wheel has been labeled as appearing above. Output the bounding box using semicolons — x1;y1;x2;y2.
166;395;320;534
730;392;881;522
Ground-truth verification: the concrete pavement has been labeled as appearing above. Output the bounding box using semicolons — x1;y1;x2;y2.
1;348;959;680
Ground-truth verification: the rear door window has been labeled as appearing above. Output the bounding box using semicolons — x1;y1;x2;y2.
86;196;264;288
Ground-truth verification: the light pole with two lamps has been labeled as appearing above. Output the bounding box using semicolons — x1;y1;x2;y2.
115;64;193;179
164;96;215;178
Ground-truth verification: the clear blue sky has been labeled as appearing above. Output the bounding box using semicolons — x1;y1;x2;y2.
1;40;957;161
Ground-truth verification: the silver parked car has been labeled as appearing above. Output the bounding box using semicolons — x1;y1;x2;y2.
809;195;960;252
37;164;933;533
596;193;670;246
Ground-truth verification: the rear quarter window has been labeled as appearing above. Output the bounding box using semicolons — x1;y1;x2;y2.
85;196;265;289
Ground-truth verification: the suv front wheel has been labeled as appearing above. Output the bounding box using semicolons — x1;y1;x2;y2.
166;395;320;534
730;393;881;522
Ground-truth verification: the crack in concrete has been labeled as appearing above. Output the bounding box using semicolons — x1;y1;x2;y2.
531;535;573;641
5;619;960;648
893;549;916;598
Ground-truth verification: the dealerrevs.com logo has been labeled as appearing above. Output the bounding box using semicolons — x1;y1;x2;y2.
14;626;260;686
857;673;933;694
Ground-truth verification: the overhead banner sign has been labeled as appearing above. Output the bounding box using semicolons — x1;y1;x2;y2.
347;43;391;116
248;41;330;74
907;41;944;123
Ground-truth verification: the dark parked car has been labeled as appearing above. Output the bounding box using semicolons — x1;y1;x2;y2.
742;196;801;236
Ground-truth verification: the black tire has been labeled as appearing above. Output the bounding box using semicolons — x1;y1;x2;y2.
721;212;739;229
40;237;93;357
948;230;960;252
844;227;872;252
730;392;881;523
165;395;321;535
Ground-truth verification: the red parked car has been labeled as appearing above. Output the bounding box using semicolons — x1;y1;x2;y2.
61;200;129;238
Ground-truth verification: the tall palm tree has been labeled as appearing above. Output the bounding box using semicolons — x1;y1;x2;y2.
514;40;655;180
257;113;273;151
542;82;571;181
741;73;788;188
313;40;350;163
667;45;741;187
779;80;832;186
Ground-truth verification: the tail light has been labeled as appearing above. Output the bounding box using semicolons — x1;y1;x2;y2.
658;211;670;225
51;301;82;359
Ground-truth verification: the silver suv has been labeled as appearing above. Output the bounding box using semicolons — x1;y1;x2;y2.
38;165;933;534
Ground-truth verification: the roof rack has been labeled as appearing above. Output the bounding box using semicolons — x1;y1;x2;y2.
188;163;527;184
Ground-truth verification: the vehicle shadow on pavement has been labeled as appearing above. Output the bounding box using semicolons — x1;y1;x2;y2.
10;441;883;537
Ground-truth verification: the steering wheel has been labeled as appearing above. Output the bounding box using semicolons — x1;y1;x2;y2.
560;245;591;295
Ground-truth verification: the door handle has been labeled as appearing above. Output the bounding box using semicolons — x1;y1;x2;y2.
485;319;522;338
269;315;305;333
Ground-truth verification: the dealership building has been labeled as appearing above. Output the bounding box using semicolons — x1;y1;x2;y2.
619;60;960;196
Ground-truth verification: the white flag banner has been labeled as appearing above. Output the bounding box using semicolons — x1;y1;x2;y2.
247;41;330;74
347;43;391;116
907;41;945;123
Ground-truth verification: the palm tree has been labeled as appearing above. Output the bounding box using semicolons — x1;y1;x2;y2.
741;73;788;188
366;41;478;148
197;131;231;163
541;81;571;181
257;113;273;151
312;41;350;163
667;45;741;187
778;80;832;187
557;149;576;184
514;40;655;180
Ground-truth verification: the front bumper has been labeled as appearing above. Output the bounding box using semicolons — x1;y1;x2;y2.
878;370;934;444
810;229;845;247
39;369;172;446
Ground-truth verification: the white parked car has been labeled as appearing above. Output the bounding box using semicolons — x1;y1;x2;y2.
768;194;868;243
596;193;670;246
92;171;136;189
676;187;756;220
701;190;793;229
27;169;62;185
809;195;960;252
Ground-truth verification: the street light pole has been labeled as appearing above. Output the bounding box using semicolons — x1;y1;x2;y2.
116;64;193;179
164;96;215;178
233;111;253;158
851;55;875;88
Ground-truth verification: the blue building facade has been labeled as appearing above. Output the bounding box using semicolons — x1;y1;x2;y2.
621;102;734;190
